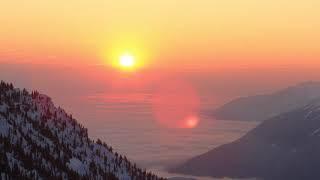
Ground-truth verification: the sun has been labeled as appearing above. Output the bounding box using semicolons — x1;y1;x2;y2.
119;54;135;68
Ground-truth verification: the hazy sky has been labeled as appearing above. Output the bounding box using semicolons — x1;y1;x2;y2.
2;1;320;168
1;0;320;69
1;0;320;116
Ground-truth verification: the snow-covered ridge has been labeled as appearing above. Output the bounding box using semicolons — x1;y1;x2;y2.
0;81;165;180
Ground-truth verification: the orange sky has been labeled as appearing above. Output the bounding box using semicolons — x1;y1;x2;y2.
1;0;320;69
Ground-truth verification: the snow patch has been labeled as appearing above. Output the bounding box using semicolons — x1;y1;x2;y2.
67;158;88;176
0;119;10;137
0;104;8;113
310;128;320;136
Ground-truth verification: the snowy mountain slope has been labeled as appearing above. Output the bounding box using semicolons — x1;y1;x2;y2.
212;81;320;121
0;81;165;180
172;97;320;179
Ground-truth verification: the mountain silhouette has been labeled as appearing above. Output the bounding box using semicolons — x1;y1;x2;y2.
213;81;320;121
173;97;320;179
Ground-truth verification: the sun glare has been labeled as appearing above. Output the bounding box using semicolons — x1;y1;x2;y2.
185;116;199;129
119;54;135;68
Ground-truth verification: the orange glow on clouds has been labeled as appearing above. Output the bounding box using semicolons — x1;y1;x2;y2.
152;79;200;128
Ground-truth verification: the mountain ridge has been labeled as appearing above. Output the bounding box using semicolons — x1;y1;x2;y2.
172;97;320;179
212;81;320;121
0;81;165;180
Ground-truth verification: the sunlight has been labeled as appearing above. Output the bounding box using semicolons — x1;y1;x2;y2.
119;54;135;68
102;36;150;71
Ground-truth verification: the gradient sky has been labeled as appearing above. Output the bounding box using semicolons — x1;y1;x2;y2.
1;0;320;69
1;1;320;130
2;1;320;168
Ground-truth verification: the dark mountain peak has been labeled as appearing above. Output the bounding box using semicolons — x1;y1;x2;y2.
213;81;320;121
173;98;320;180
278;81;320;96
292;81;320;88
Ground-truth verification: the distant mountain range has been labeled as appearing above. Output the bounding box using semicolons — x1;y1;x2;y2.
212;81;320;121
172;97;320;179
0;81;164;180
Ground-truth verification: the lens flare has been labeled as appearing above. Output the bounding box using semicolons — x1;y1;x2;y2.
185;115;199;128
152;79;200;129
